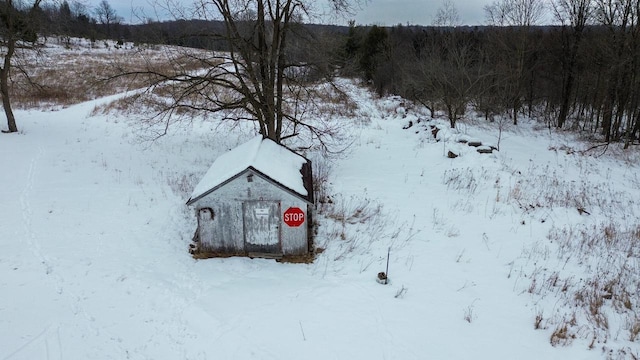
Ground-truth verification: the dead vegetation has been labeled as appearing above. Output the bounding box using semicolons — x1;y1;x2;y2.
441;149;640;356
11;39;207;110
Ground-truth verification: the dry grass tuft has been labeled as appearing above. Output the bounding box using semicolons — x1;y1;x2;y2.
11;41;209;110
550;323;576;347
434;149;640;354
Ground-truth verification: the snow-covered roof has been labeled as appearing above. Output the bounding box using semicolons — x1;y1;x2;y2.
188;136;311;204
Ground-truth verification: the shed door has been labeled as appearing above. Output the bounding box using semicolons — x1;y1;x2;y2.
243;201;281;254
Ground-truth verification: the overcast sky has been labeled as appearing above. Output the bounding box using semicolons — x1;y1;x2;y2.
105;0;490;26
351;0;488;26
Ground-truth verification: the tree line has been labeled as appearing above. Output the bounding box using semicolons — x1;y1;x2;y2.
3;0;640;149
340;0;640;147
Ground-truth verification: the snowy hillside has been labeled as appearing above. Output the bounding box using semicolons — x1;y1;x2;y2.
1;58;639;358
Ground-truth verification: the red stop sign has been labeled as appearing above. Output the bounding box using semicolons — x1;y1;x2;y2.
283;207;305;227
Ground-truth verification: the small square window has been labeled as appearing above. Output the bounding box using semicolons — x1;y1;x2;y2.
199;208;214;220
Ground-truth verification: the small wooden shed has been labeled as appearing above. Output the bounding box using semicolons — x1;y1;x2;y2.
186;136;314;259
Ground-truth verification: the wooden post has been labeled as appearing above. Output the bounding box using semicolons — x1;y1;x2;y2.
385;247;390;285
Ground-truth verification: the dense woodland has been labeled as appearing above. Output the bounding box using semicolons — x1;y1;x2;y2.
7;0;640;146
346;23;640;147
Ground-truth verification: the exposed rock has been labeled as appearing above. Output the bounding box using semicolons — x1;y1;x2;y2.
457;134;471;143
431;126;440;139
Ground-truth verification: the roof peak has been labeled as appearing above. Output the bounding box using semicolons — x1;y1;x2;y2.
187;135;311;204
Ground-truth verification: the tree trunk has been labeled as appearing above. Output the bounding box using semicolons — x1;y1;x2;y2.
557;72;574;129
632;110;640;142
556;1;588;129
602;92;614;143
1;38;17;133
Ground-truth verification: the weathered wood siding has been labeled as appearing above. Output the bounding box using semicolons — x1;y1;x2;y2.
243;200;280;254
191;169;309;256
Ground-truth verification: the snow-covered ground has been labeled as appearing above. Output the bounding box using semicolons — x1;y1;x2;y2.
1;76;639;359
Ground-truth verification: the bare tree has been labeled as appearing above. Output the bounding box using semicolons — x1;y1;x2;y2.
591;0;640;143
485;0;546;26
116;0;356;146
411;30;480;128
94;0;121;37
436;42;479;128
485;0;546;124
433;0;461;26
0;0;42;133
552;0;592;128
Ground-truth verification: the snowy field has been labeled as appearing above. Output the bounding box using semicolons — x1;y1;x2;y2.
1;45;640;359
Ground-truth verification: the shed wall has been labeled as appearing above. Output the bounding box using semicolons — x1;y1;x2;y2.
192;169;310;256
